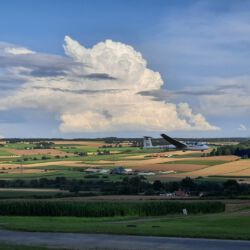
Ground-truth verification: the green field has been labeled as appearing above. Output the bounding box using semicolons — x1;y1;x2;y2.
0;244;54;250
0;168;123;180
10;152;144;165
3;143;31;150
0;243;116;250
0;244;120;250
0;190;68;199
0;212;249;240
0;149;14;156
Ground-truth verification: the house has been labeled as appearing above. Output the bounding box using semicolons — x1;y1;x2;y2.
174;190;188;197
110;167;126;174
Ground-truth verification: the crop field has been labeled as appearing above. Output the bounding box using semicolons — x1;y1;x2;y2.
0;149;14;156
0;198;247;237
0;140;248;190
0;139;249;246
0;140;247;182
170;159;250;179
0;207;249;240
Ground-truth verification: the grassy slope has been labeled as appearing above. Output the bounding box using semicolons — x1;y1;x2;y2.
0;213;249;240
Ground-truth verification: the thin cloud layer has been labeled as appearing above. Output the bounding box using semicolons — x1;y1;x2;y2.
238;124;247;131
0;37;218;133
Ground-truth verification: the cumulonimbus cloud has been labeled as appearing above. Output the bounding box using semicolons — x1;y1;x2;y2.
0;36;219;133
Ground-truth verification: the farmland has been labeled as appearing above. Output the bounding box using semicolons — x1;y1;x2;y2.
0;139;249;202
0;139;248;183
0;207;249;240
0;138;249;250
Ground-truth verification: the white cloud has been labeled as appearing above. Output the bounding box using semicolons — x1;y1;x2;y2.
4;47;35;55
0;36;218;134
238;124;247;131
196;76;250;117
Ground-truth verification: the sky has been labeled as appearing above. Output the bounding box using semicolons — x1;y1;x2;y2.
0;0;249;138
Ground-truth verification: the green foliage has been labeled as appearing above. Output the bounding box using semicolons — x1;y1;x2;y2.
33;142;54;149
211;140;250;158
0;200;225;217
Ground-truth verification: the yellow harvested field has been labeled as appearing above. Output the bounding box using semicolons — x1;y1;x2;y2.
124;154;149;159
0;155;20;158
8;169;55;174
114;157;183;168
0;164;19;169
124;150;200;159
110;157;206;171
5;149;74;156
0;161;91;169
224;168;250;176
131;163;205;172
170;159;250;178
93;155;239;171
191;155;239;161
26;161;91;167
51;140;104;147
0;160;114;170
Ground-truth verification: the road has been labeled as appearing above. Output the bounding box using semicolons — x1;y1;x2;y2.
0;230;249;250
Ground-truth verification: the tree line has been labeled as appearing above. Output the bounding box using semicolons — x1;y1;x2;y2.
210;140;250;158
0;177;249;197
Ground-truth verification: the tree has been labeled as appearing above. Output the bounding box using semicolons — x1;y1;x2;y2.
69;183;81;194
153;180;163;191
181;177;195;191
223;180;240;196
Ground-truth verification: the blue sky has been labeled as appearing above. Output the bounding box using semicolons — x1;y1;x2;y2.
0;0;249;138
